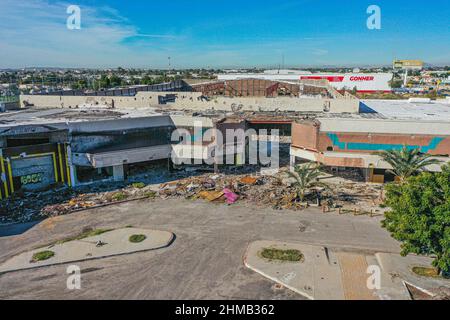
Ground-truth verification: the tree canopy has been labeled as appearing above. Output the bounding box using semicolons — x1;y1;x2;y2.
382;164;450;275
375;146;441;181
286;163;328;202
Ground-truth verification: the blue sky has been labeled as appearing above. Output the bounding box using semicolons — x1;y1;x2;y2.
0;0;449;68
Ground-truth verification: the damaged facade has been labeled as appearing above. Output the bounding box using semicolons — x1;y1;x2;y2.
20;79;359;113
290;118;450;183
5;80;449;200
0;124;70;198
0;113;280;198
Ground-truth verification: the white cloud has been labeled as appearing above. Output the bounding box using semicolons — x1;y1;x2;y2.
0;0;180;68
0;1;339;68
311;48;329;56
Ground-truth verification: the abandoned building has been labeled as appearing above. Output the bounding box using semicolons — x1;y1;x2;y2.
1;80;448;198
290;117;450;183
0;108;284;199
20;79;359;113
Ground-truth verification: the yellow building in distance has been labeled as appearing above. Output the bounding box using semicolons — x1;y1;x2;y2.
393;60;424;70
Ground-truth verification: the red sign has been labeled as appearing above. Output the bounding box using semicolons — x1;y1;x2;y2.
349;76;375;81
300;76;344;82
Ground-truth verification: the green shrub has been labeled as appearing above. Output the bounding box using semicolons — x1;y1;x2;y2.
129;234;147;243
144;191;157;199
260;248;304;262
131;182;146;189
412;266;442;278
112;192;128;201
31;250;55;262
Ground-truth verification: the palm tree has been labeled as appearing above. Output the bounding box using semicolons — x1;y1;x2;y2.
286;163;329;202
375;146;441;182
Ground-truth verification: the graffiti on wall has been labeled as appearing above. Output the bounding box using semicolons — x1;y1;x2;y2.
20;173;44;185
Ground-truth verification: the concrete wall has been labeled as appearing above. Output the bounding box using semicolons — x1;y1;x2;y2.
20;92;359;113
20;92;203;109
1;101;21;111
164;96;358;113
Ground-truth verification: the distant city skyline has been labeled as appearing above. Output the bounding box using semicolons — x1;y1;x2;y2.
0;0;449;69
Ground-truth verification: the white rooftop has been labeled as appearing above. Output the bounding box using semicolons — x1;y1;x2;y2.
362;99;450;121
317;118;450;135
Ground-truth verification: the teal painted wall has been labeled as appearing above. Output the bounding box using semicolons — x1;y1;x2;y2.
326;133;445;153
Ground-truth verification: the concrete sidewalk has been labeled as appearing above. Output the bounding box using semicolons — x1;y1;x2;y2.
0;198;402;299
244;240;411;300
0;228;174;274
244;240;346;300
376;253;450;296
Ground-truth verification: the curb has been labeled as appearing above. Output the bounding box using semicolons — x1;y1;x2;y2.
242;242;314;300
0;232;175;276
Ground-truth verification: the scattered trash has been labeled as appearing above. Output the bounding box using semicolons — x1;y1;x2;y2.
223;188;239;204
239;176;258;185
96;240;106;247
198;190;224;202
0;165;385;224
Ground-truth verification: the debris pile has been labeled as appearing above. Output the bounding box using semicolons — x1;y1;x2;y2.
39;183;161;219
1;166;385;224
329;180;384;210
0;187;78;223
157;170;308;210
0;182;160;223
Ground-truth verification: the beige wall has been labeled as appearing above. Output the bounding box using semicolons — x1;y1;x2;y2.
165;96;358;113
21;92;359;113
20;92;203;109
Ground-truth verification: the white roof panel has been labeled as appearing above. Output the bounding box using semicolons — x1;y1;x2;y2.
361;99;450;121
317;118;450;135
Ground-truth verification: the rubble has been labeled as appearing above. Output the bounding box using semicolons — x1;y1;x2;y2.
223;188;239;204
0;165;387;224
0;182;160;223
154;170;307;210
153;168;386;214
198;190;224;202
239;176;258;185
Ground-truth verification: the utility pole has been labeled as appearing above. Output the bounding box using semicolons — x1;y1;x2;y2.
403;69;408;88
